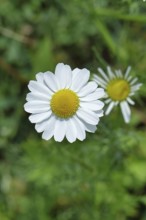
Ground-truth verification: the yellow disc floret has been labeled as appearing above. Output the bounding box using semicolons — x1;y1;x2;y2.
107;79;130;101
50;89;79;118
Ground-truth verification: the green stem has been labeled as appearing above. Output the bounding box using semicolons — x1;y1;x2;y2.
95;8;146;22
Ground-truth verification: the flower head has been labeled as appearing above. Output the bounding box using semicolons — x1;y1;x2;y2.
93;66;142;123
24;63;105;143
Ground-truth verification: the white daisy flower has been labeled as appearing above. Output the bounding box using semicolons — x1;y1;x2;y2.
93;66;142;123
24;63;105;143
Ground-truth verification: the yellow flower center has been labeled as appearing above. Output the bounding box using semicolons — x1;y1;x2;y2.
107;79;130;101
50;89;79;118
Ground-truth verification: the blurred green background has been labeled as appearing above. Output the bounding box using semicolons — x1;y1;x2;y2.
0;0;146;219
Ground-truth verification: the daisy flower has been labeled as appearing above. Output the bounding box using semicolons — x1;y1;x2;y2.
24;63;105;143
93;66;142;123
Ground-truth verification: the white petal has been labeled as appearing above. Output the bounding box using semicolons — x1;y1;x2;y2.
55;63;64;75
116;70;123;78
26;92;51;102
124;66;131;79
120;101;130;123
29;111;52;123
115;70;120;77
115;70;123;78
95;110;104;117
73;116;86;141
124;101;131;115
127;76;132;82
95;88;105;99
80;100;104;111
42;115;56;140
24;102;50;114
35;118;53;133
54;119;67;142
93;74;107;88
26;100;49;105
66;118;77;143
98;67;109;82
105;101;115;115
114;101;119;106
77;109;99;125
131;83;142;92
72;68;81;79
55;63;72;89
127;97;135;105
44;71;59;92
107;66;116;79
80;89;105;101
81;121;97;133
36;72;44;83
78;81;97;97
71;68;90;92
28;80;53;96
104;93;108;98
105;98;112;104
130;77;138;85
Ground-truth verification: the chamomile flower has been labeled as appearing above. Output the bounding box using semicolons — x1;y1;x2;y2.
24;63;105;143
93;66;142;123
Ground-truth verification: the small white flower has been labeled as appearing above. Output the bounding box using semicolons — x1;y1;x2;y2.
24;63;105;143
93;66;142;123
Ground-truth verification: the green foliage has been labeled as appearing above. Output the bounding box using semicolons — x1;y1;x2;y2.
0;0;146;219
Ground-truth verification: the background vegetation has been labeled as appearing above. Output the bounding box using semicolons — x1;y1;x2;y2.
0;0;146;219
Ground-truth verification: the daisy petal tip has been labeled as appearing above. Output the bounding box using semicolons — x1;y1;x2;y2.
54;138;63;143
81;68;90;77
124;116;130;124
66;137;76;144
105;111;109;116
42;133;50;141
128;66;131;70
28;115;33;123
42;133;47;140
36;72;44;81
54;133;65;143
55;63;65;74
56;62;65;67
24;103;29;112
